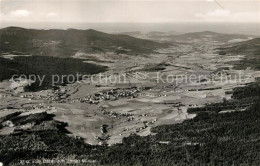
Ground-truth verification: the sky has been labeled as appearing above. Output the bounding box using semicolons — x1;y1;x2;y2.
0;0;259;25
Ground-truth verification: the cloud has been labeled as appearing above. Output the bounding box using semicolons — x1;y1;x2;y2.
46;12;58;17
196;9;230;19
195;9;259;22
230;11;260;23
207;9;230;17
10;10;31;17
1;1;259;24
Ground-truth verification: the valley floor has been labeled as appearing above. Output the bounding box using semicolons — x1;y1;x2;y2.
0;37;260;165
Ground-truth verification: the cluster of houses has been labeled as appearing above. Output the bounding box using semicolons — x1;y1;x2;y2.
101;108;134;119
22;105;55;112
69;87;143;104
20;94;49;100
0;94;12;98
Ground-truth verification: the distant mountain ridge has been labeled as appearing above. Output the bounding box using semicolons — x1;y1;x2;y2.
0;27;169;57
218;38;260;70
118;30;254;43
168;31;254;42
219;38;260;55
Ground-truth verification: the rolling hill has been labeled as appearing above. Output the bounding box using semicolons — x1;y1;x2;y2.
218;38;260;55
121;30;254;43
0;27;169;57
168;31;253;43
217;38;260;70
0;56;107;91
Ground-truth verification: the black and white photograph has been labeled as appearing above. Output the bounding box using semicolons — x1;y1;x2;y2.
0;0;260;165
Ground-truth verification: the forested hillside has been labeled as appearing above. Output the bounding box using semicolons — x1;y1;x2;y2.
1;80;259;165
218;38;260;70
